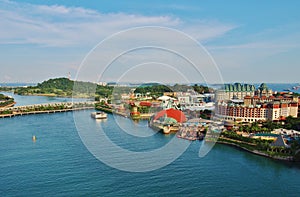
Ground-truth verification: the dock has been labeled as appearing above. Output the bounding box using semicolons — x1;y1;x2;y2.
0;101;96;118
96;105;153;119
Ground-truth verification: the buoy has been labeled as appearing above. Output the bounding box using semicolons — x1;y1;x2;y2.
32;135;36;142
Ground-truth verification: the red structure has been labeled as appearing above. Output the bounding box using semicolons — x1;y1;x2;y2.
139;101;152;107
153;108;187;123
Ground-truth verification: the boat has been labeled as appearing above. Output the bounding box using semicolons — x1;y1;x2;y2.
32;135;36;142
176;126;204;141
292;86;300;90
91;111;107;119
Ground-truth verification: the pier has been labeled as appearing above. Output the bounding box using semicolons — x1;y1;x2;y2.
0;101;96;118
95;105;153;119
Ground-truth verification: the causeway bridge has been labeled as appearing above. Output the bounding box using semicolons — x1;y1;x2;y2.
0;101;96;118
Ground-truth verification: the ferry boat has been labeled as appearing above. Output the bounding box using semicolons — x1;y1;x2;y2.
91;111;107;119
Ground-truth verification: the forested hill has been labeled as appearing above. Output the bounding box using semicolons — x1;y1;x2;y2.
36;78;74;91
13;78;113;98
134;84;213;97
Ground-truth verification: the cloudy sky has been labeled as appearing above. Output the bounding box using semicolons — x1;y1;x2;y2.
1;0;300;83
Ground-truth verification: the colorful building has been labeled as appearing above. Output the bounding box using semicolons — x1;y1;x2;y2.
215;96;298;123
216;83;256;101
176;89;214;111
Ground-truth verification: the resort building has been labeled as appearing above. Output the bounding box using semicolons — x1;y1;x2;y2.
97;82;107;86
216;83;256;101
215;95;298;123
250;133;279;141
255;83;273;97
157;95;178;110
133;93;152;100
272;128;300;136
175;89;214;111
175;89;203;103
216;83;274;101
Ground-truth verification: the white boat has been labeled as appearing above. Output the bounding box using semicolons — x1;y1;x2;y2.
91;112;107;119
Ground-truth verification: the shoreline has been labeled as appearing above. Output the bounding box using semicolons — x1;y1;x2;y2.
0;91;95;99
0;101;16;108
216;140;295;162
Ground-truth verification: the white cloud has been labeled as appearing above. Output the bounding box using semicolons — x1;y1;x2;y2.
0;1;238;83
35;5;98;16
181;20;237;42
0;0;235;47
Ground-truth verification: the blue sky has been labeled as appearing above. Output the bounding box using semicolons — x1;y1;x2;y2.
1;0;300;83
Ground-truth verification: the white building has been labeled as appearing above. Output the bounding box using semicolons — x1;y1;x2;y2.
176;89;214;111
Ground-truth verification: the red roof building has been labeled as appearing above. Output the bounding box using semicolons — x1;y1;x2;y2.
153;108;187;123
139;101;152;107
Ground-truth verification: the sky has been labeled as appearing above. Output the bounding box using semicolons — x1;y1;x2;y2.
1;0;300;83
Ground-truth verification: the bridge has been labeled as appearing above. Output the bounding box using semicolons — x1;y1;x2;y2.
0;101;96;118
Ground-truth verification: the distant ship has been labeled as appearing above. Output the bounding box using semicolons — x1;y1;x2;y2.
292;85;300;90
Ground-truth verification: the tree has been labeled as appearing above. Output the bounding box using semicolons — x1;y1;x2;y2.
238;126;243;132
244;125;251;133
285;116;300;130
251;122;260;133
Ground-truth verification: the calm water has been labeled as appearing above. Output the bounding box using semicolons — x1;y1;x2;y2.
259;83;300;93
1;110;300;196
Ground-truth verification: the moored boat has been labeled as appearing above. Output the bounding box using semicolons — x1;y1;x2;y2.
91;111;107;119
176;126;205;141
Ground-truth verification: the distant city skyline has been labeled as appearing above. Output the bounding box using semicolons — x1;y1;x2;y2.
1;0;300;83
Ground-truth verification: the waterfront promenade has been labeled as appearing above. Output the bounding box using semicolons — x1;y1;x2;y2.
0;101;96;118
95;105;153;119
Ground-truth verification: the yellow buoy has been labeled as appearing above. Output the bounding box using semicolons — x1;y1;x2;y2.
32;135;36;142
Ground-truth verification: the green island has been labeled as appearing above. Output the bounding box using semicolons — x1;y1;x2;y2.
134;83;212;98
0;78;113;98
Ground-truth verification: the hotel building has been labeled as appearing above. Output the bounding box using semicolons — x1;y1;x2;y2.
216;83;273;101
216;83;256;101
215;96;298;123
215;83;298;122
